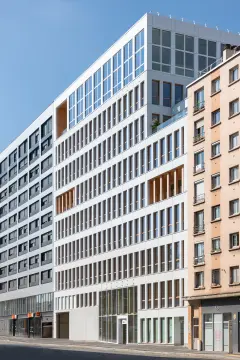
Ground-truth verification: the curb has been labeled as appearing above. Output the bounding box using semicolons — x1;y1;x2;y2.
1;340;240;360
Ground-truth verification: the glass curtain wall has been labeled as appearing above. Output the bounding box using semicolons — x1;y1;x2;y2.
99;286;137;343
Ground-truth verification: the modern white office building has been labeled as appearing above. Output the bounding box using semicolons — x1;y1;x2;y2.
0;105;54;338
52;13;240;345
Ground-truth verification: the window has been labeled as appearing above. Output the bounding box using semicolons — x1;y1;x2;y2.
195;271;204;288
212;237;220;253
124;40;133;85
230;266;239;284
69;92;76;128
229;166;239;183
229;199;239;216
211;109;220;126
211;141;220;158
194;119;204;143
152;80;160;105
77;85;84;122
175;33;194;77
163;82;171;107
152;28;171;73
194;180;204;204
41;117;52;138
198;39;217;72
93;69;101;110
135;29;144;77
211;78;220;94
212;205;220;221
212;269;220;286
211;173;220;190
194;210;204;234
229;66;238;83
85;77;92;116
230;232;239;249
113;50;121;94
229;132;239;150
194;151;204;173
194;242;204;265
175;84;184;104
229;99;239;117
103;60;111;102
194;88;204;112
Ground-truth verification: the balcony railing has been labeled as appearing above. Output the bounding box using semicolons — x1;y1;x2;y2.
193;224;205;234
194;255;205;265
193;163;205;174
193;132;205;144
193;194;205;204
193;101;205;113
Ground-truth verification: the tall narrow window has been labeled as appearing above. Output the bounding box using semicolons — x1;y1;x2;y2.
85;77;93;116
135;29;144;77
103;60;111;102
124;40;133;85
93;69;101;109
113;50;122;94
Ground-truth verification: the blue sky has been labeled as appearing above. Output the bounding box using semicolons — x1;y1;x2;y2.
1;0;240;151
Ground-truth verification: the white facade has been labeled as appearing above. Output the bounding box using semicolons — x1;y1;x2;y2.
53;13;240;345
0;105;54;336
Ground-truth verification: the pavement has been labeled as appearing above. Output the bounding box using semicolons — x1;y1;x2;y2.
0;337;240;359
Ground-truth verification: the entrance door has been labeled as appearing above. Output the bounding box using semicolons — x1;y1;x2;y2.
9;320;16;336
28;318;34;338
193;318;199;350
122;324;127;344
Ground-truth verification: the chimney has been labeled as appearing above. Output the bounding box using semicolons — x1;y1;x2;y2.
223;44;240;61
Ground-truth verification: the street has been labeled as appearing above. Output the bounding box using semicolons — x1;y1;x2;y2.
0;345;207;360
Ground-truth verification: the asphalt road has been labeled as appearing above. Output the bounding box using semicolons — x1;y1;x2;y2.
0;345;203;360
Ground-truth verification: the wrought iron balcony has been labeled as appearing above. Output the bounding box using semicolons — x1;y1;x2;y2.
193;101;205;113
193;255;205;266
193;132;205;143
193;194;205;204
193;224;205;235
193;163;205;174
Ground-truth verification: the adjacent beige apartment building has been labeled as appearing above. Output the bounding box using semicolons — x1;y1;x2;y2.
187;46;240;353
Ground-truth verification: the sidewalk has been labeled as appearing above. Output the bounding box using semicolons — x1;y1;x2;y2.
0;336;239;359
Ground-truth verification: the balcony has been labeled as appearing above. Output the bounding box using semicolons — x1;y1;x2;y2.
194;255;205;266
193;163;205;174
193;194;205;205
193;101;205;113
193;224;205;235
193;132;205;144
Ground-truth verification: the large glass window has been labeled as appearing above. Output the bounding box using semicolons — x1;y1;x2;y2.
94;69;101;110
175;33;194;77
85;77;93;116
135;29;144;77
152;28;171;73
69;92;76;129
113;50;122;94
77;85;84;123
163;82;171;107
198;39;217;73
103;60;111;102
124;40;133;85
175;84;184;104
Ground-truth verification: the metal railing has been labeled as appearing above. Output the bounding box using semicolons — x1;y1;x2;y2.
193;101;205;113
194;255;205;265
193;163;205;174
193;132;205;143
193;224;205;234
198;57;223;77
193;194;205;204
155;108;187;133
